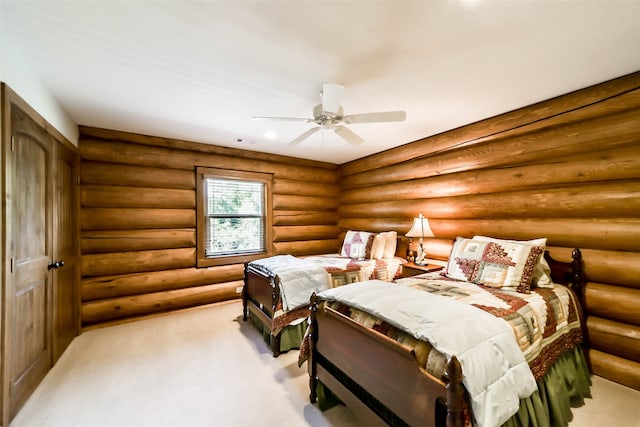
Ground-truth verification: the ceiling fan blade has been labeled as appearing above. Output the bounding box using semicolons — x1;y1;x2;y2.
321;83;344;115
252;116;311;122
343;110;406;124
334;125;364;145
289;127;321;145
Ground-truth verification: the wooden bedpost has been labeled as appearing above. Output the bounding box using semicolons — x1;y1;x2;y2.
444;355;464;427
308;293;319;403
242;261;249;321
571;248;584;307
271;275;283;357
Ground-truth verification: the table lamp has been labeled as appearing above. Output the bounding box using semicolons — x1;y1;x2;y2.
405;213;434;266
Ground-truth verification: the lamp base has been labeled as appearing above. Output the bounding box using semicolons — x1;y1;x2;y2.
414;244;426;266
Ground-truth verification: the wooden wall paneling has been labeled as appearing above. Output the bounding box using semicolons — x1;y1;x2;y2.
338;218;413;234
81;208;195;230
82;248;196;277
81;161;195;189
589;349;640;391
340;143;640;203
273;225;341;242
340;108;640;188
425;218;640;252
81;185;195;208
79;126;337;171
81;229;196;254
339;181;640;219
273;178;339;198
273;210;339;226
273;194;339;211
81;281;243;325
79;129;340;328
79;138;338;183
585;282;640;326
82;264;244;301
339;74;640;176
587;316;640;362
273;239;341;256
578;249;640;289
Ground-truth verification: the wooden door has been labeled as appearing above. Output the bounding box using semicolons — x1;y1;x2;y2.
3;101;54;422
52;139;79;362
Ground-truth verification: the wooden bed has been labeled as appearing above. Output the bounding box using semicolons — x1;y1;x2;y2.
306;248;586;427
242;234;410;356
242;250;407;356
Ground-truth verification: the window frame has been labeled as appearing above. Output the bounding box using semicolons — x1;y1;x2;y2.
196;167;273;268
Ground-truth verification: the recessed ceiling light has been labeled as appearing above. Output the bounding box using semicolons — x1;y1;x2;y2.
264;131;277;140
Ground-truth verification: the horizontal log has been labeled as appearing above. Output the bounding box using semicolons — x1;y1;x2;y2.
272;194;339;211
274;239;340;256
82;248;195;277
79;138;338;183
340;143;640;203
81;281;242;324
339;73;640;176
273;210;338;226
427;218;640;252
341;108;640;188
589;348;640;391
339;217;640;252
273;178;339;198
339;181;640;219
81;229;196;254
420;239;454;261
82;264;244;300
577;249;640;289
79;126;336;170
585;282;640;326
81;185;195;209
587;316;640;363
339;218;412;235
81;161;195;189
272;225;340;242
81;208;195;230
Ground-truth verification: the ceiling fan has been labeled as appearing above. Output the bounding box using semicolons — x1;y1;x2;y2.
252;83;406;145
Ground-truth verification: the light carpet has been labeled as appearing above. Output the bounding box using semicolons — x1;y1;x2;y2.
10;300;640;427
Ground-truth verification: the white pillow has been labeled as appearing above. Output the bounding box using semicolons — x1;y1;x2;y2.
382;231;398;259
472;236;553;288
370;233;386;260
340;230;376;260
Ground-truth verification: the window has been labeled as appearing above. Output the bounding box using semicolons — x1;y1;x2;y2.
196;167;272;267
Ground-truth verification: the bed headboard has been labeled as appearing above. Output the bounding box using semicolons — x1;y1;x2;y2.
544;248;584;306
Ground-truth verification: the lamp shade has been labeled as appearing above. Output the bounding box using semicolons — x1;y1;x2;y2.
405;214;434;238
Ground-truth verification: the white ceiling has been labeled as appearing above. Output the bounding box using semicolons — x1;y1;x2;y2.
3;1;640;164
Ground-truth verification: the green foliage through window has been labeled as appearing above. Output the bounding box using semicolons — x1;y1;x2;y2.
204;178;265;256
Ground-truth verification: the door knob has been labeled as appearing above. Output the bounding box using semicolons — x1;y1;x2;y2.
48;260;65;270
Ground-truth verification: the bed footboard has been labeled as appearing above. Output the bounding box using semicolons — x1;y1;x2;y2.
242;262;283;356
308;294;465;427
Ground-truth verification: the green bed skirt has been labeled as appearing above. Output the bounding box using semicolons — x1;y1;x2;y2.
502;345;591;427
247;310;307;353
317;345;591;427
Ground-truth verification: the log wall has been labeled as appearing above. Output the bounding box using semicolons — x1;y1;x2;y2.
338;71;640;391
78;127;339;328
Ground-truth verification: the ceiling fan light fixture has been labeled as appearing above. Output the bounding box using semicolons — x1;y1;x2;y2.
258;82;406;146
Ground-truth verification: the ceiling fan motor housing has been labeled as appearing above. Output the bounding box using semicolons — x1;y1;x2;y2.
313;104;343;128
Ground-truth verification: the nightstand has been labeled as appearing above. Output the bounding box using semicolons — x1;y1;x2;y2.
400;262;443;278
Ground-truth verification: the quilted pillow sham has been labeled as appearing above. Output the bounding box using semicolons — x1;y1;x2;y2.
472;235;553;288
445;237;544;293
340;230;376;260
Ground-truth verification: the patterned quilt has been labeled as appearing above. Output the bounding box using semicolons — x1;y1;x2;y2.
249;254;406;337
299;272;583;383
